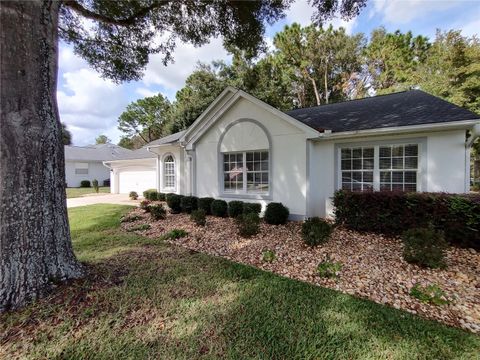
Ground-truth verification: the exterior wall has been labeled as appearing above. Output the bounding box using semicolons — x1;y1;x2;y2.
193;98;308;217
309;129;468;218
148;145;186;195
65;161;110;187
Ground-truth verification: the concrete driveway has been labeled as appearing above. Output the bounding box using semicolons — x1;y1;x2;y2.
67;194;140;208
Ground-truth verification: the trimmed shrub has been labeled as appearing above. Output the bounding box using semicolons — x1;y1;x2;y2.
143;189;159;201
302;217;333;247
410;283;449;305
264;202;289;225
403;226;448;268
92;179;99;193
80;180;91;188
243;202;262;215
166;193;182;213
181;196;198;214
148;204;167;220
140;200;151;211
211;199;228;217
236;213;260;237
162;229;188;240
262;249;276;263
197;197;214;215
228;201;244;218
129;191;138;200
190;209;206;226
333;190;480;249
157;192;166;201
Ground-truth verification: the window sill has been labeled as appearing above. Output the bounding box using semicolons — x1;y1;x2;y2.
221;192;272;200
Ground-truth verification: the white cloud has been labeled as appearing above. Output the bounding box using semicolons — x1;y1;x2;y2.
459;17;480;37
135;87;158;98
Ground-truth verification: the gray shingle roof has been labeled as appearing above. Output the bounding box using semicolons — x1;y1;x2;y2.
286;90;479;133
105;147;156;161
146;130;186;146
65;143;132;161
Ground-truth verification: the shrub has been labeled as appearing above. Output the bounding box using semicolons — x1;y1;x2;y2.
166;193;182;213
148;204;167;220
143;189;159;201
302;217;333;247
402;226;448;268
243;202;262;215
181;196;198;214
127;224;151;232
228;200;244;218
197;197;214;215
262;249;276;263
190;209;206;226
129;191;138;200
92;179;99;193
80;180;91;188
264;202;289;225
317;260;343;278
333;190;480;249
140;200;151;211
120;214;142;223
162;229;188;240
157;192;166;201
237;213;260;237
211;199;228;217
410;283;449;305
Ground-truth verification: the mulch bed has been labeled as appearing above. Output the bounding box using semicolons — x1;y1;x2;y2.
122;206;480;333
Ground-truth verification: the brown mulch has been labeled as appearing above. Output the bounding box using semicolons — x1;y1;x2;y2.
123;206;480;333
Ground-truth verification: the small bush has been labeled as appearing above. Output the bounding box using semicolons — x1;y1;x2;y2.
410;283;449;305
228;200;244;218
190;209;206;226
262;249;276;263
127;223;151;232
264;202;289;225
197;197;214;215
143;189;159;201
181;196;198;214
166;193;182;213
157;192;166;201
120;214;142;223
129;191;138;200
211;199;228;217
237;213;260;237
402;226;448;268
302;217;333;247
243;202;262;215
92;179;99;193
149;204;167;220
80;180;91;188
162;229;188;240
317;260;343;278
140;200;151;211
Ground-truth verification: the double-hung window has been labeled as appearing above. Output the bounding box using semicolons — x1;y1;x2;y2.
74;162;89;175
223;151;269;194
163;155;175;189
340;143;419;192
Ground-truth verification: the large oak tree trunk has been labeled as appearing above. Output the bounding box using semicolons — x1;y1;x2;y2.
0;0;84;312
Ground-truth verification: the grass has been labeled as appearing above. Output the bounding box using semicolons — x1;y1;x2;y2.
1;205;479;359
66;186;110;198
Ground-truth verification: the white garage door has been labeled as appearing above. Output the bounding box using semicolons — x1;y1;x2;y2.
118;170;156;195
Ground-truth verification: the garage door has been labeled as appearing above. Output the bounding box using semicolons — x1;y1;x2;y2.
118;170;156;195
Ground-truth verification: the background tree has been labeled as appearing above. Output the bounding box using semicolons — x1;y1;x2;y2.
95;134;111;144
61;123;72;145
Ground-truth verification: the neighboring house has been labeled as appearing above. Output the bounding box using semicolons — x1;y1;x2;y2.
65;143;132;187
105;87;480;218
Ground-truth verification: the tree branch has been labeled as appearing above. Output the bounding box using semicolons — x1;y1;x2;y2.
62;0;165;26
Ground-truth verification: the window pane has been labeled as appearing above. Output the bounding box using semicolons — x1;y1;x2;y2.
363;158;374;169
352;172;362;182
352;183;362;191
405;157;418;169
379;147;391;157
405;145;418;156
341;159;351;170
342;172;352;182
380;171;391;182
404;183;417;192
352;159;362;170
342;182;352;190
363;148;374;158
341;148;351;159
392;157;403;169
392;145;403;157
261;152;268;161
363;171;373;182
246;152;253;161
352;148;362;158
261;161;268;171
380;183;391;191
404;171;417;183
380;158;391;169
392;172;404;183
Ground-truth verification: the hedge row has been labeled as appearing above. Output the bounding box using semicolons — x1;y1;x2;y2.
333;190;480;249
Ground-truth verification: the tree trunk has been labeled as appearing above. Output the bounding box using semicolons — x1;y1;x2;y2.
324;65;329;104
0;0;84;312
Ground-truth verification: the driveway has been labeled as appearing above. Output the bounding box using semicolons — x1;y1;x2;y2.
67;194;139;208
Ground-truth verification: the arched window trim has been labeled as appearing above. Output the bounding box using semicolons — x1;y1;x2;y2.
162;153;176;191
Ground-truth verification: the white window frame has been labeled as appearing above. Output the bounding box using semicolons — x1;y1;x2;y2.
74;162;89;175
337;142;422;192
162;154;176;191
222;150;270;196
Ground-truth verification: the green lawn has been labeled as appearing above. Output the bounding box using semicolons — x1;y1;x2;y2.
66;186;110;198
1;205;478;359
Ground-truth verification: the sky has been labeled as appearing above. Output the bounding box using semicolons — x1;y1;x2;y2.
58;0;480;146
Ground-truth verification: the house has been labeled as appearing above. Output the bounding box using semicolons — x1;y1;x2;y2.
65;143;132;187
104;87;480;218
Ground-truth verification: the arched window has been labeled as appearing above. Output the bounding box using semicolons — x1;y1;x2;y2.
163;155;175;189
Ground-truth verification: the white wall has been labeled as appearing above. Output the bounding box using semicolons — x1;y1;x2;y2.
65;161;110;187
148;145;186;195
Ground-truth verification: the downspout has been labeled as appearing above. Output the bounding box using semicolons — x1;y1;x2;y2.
465;123;480;192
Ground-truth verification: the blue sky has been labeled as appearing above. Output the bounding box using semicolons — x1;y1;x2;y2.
58;0;479;145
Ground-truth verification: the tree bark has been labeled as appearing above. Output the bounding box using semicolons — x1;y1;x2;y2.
0;0;84;312
324;65;329;104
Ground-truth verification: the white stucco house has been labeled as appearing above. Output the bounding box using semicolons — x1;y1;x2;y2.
104;87;480;218
65;143;132;187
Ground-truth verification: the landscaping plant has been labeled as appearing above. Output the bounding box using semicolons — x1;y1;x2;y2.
140;200;151;211
243;202;262;215
302;217;333;247
237;213;260;237
264;202;289;225
92;179;99;193
262;249;276;263
127;224;151;232
317;258;343;278
197;197;214;215
120;214;142;223
181;196;198;214
149;204;167;220
402;225;448;269
80;180;91;188
228;200;244;218
190;209;206;226
410;283;449;305
143;189;159;201
166;193;183;213
129;191;138;200
162;229;188;240
211;199;228;217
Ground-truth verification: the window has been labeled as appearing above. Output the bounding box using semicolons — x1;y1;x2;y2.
223;151;269;194
75;162;89;175
339;143;419;192
163;155;175;189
